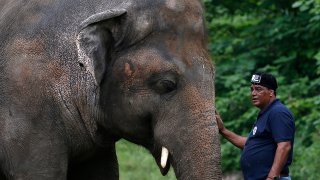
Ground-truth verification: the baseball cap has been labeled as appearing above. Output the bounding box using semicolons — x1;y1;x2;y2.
251;72;278;90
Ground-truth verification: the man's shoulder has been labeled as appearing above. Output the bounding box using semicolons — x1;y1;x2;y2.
270;100;290;112
269;100;294;120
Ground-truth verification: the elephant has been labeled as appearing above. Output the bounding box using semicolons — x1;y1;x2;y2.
0;0;221;179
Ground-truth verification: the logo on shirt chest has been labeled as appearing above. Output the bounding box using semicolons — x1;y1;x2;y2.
253;126;257;135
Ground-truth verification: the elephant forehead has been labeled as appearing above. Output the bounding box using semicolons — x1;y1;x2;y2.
128;0;205;43
159;0;204;34
164;0;202;13
165;0;185;11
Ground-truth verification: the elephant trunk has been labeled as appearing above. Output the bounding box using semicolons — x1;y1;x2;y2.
175;112;221;179
154;107;222;179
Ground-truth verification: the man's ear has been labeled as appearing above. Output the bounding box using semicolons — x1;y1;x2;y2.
76;9;127;85
270;89;274;96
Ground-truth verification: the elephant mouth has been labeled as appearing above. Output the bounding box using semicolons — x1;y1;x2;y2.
160;146;171;175
153;145;171;175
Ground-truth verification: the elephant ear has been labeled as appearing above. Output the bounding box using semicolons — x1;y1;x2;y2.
77;9;127;85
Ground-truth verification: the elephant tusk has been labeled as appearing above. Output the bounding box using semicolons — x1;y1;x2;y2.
161;147;169;168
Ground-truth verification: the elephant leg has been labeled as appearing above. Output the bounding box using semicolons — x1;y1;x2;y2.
67;144;119;180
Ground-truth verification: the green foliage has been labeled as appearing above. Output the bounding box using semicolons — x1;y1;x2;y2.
204;0;320;178
115;1;320;178
116;140;176;180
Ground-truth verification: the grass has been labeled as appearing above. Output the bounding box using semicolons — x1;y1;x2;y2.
116;139;176;180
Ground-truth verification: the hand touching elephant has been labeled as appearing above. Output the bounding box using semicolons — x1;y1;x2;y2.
0;0;221;179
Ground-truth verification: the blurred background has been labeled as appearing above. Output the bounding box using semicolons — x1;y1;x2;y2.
116;0;320;179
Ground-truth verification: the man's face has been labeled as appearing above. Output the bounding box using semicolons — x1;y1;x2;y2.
250;84;273;110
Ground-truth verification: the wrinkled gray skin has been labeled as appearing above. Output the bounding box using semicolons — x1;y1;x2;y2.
0;0;221;179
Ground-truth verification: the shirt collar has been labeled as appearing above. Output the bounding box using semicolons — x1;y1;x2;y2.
258;99;280;116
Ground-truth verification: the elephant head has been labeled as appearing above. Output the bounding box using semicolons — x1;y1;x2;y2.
77;0;221;179
0;0;221;179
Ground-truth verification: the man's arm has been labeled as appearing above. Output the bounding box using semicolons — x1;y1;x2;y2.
215;110;247;149
266;141;292;179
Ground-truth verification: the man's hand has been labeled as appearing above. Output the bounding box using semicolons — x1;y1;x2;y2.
215;109;225;133
214;109;247;149
267;141;292;179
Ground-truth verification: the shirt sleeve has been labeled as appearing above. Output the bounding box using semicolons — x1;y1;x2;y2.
268;109;295;143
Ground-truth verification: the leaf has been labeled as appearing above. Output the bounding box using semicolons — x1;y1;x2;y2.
292;1;303;8
273;53;297;64
314;51;320;61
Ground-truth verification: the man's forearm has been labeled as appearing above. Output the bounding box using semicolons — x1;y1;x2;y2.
220;128;247;149
267;141;291;179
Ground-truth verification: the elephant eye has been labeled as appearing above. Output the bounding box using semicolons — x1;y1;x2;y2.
152;79;177;95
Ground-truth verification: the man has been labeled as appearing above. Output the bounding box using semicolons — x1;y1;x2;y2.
216;72;295;180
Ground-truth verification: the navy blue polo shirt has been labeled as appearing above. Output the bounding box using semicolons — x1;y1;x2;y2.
240;99;295;180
